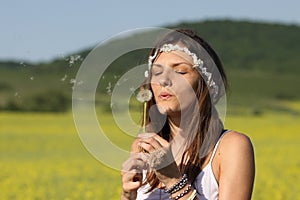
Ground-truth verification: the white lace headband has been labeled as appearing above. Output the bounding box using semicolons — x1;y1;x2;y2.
146;43;219;100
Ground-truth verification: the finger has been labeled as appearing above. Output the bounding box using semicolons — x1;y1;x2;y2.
122;170;143;192
123;181;142;191
122;159;145;174
138;133;169;148
121;153;148;174
138;132;157;139
122;173;143;191
139;138;165;154
139;136;163;150
138;141;156;153
122;169;142;183
152;134;170;147
132;171;143;182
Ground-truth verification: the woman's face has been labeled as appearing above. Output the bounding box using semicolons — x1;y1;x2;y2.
150;49;199;116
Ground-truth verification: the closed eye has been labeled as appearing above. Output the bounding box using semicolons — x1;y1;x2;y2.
175;71;187;75
173;63;191;75
153;71;162;76
151;64;163;76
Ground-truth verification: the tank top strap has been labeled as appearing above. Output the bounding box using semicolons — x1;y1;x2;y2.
208;130;230;163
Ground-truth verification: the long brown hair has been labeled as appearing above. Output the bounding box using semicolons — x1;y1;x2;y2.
141;28;228;191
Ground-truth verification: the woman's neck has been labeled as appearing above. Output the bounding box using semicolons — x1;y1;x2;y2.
167;109;192;137
167;115;181;138
167;115;191;165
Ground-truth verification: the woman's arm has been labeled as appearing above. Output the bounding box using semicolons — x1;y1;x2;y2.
120;139;147;200
218;131;255;200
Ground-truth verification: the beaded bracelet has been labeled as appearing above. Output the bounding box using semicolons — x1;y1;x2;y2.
164;174;188;194
170;178;188;194
169;184;192;200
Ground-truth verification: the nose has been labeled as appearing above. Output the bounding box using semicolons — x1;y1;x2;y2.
159;74;172;87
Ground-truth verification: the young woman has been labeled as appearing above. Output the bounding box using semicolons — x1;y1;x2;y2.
121;29;255;200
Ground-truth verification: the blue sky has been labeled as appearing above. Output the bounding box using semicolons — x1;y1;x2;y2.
1;0;299;63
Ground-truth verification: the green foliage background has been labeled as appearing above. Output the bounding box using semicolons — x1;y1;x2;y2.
1;20;300;115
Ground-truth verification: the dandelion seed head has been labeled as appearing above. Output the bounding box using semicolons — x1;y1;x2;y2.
136;89;152;103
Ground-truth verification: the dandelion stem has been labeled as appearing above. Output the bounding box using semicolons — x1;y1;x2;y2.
142;102;147;132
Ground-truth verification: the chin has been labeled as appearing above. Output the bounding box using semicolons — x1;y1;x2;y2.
156;105;168;115
156;104;179;116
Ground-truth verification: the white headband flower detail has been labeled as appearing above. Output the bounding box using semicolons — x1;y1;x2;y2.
147;43;219;101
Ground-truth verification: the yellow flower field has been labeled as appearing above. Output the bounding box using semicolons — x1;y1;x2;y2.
0;106;299;199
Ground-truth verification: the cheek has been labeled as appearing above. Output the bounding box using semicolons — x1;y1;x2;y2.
150;83;159;95
177;88;195;103
150;84;161;103
174;80;198;105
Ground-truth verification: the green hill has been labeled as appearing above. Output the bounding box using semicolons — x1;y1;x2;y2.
0;19;299;115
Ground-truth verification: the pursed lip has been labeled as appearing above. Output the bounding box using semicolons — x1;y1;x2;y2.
158;91;173;100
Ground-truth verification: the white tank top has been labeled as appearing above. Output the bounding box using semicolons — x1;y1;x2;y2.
136;132;226;200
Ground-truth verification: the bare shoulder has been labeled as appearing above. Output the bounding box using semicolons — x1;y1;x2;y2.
217;130;255;173
217;131;255;198
217;130;255;166
220;130;254;152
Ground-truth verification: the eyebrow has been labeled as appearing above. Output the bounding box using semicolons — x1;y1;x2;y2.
151;63;163;68
152;62;193;68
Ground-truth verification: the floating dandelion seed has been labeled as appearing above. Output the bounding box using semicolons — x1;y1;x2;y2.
61;74;67;82
20;62;26;67
70;79;76;84
129;87;135;92
110;102;114;109
60;54;66;60
77;80;83;85
70;79;83;90
70;78;76;90
14;92;19;97
106;82;112;94
30;76;34;80
68;55;82;67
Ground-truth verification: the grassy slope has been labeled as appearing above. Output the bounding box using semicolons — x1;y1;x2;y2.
0;20;299;115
